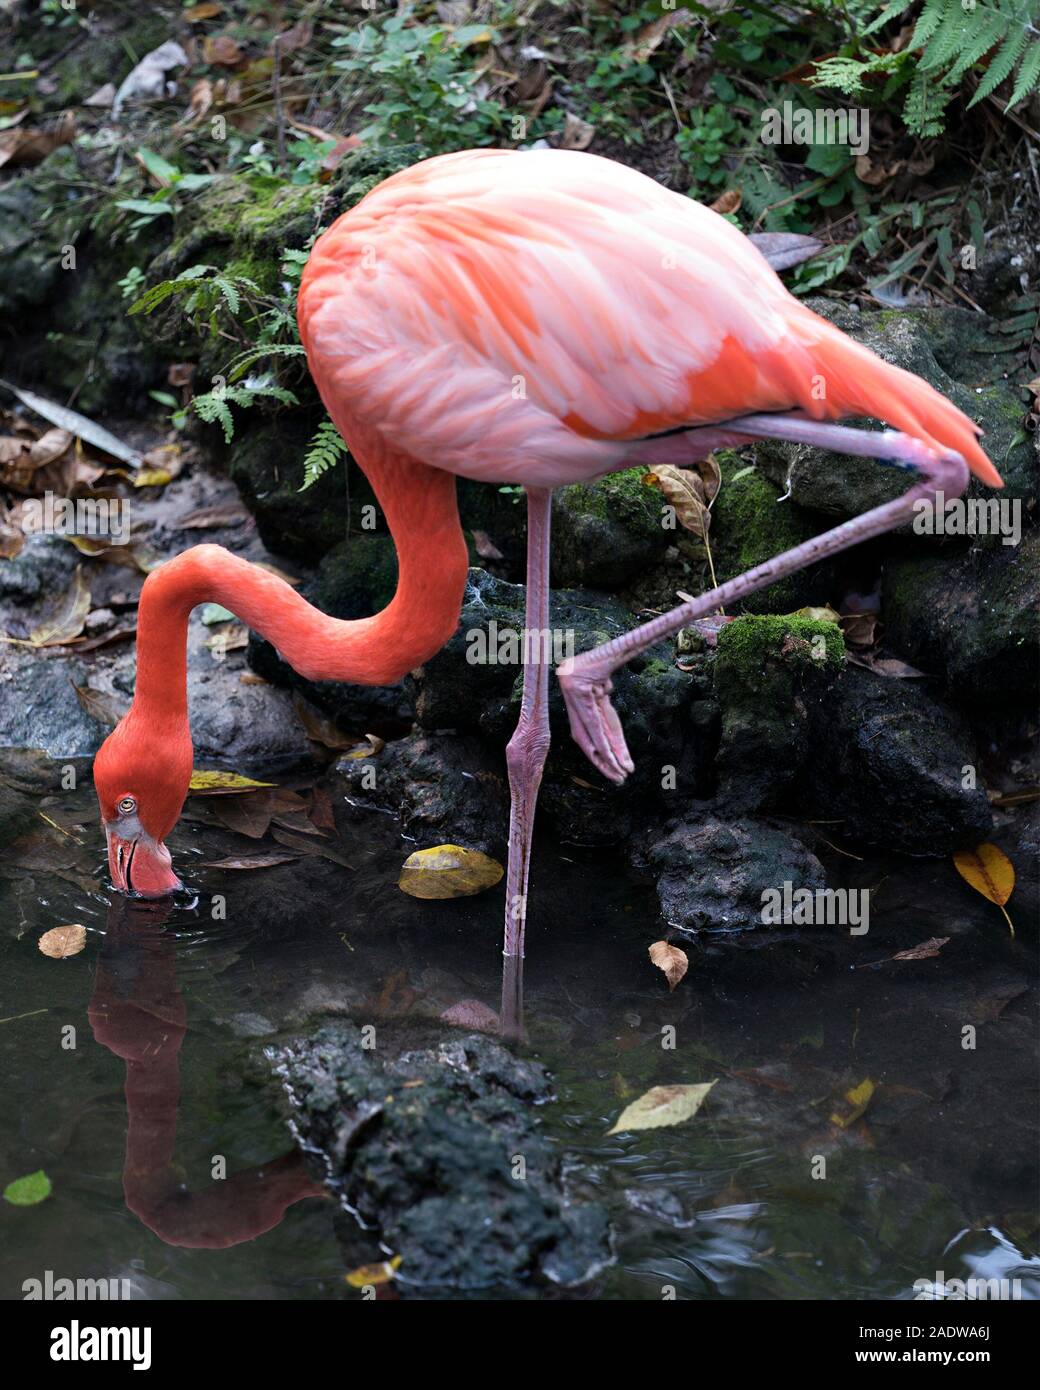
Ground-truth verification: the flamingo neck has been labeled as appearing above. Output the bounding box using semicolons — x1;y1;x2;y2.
131;447;468;726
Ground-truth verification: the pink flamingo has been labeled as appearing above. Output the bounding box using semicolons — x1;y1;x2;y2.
94;149;1000;965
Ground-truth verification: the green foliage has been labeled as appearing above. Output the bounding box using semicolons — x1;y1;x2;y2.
332;9;510;152
194;378;298;445
114;147;216;233
813;0;1040;134
301;418;348;491
4;1169;52;1206
128;264;263;323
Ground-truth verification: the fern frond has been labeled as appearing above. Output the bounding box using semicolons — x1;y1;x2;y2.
301;418;348;491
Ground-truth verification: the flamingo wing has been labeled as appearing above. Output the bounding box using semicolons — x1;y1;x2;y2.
299;148;998;488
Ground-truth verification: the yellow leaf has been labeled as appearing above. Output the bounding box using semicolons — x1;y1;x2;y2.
790;605;842;624
134;468;176;488
648;940;688;991
953;843;1015;937
29;566;90;646
398;844;503;900
345;1255;401;1289
188;770;277;794
38;924;87;959
607;1080;717;1135
829;1077;875;1129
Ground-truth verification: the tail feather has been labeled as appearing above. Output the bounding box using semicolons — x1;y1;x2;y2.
792;316;1003;488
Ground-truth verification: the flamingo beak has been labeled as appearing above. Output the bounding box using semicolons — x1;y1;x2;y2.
106;828;182;898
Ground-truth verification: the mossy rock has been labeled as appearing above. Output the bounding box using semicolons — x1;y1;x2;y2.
550;467;670;588
882;530;1040;708
710;453;836;613
713;614;844;811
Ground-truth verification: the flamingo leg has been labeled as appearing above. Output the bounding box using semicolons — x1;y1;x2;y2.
558;417;971;783
502;485;553;962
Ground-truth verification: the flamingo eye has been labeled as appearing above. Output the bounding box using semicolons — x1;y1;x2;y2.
118;796;137;815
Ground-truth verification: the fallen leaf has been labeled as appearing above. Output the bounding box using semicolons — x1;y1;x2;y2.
845;650;928;679
29;567;90;647
200;852;301;870
270;827;353;868
648;940;688;991
709;188;742;216
0;112;75;169
3;1170;52;1206
0;381;141;467
176;503;248;529
345;1255;401;1289
209;791;275;839
293;694;356;750
440;999;500;1033
829;1077;876;1129
309;785;336;832
607;1081;717;1135
559;111;595;150
202;34;243;67
398;844;503;900
891;936;950;962
623;7;694;63
339;731;386;760
645;463;711;536
73;682;128;728
206;623;249;661
188;770;276;794
84;83;116;108
953;843;1015;937
791;604;842;624
38;924;87;959
185;2;223;19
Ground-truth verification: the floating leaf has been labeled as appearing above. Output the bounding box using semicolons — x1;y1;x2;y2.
829;1077;876;1129
607;1081;717;1135
3;1169;52;1206
648;941;688;991
345;1255;401;1289
38;924;87;959
891;936;950;962
953;843;1015;937
200;852;300;870
188;770;276;794
398;844;503;900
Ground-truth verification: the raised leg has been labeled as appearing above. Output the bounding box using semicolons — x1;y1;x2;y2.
503;485;553;961
558;416;971;782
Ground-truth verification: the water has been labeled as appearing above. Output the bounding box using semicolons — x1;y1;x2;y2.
1;751;1036;1301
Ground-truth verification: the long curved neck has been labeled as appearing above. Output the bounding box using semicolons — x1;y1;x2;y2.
132;445;468;724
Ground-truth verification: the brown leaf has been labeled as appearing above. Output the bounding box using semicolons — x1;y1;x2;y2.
709;189;742;216
292;694;356;750
645;464;711;537
953;843;1015;937
30;566;91;647
273;19;313;55
559;111;595;150
185;2;223;19
271;828;353;869
209;791;275;839
840;611;879;649
891;936;950;962
73;682;128;728
176;503;249;529
623;8;694;63
0;113;75;170
309;785;337;832
202;34;243;67
38;924;87;959
648;940;688;991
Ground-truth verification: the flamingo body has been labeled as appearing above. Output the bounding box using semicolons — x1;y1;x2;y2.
299;148;998;489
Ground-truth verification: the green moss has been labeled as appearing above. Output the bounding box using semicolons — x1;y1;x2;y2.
716;614;845;687
560;467;658;524
711;455;828;613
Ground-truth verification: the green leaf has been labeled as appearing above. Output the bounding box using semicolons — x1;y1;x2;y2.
4;1169;52;1206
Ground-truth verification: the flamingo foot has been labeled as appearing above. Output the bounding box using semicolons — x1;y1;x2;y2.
556;660;634;785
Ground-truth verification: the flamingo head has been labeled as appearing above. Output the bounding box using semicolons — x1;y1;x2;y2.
93;712;192;897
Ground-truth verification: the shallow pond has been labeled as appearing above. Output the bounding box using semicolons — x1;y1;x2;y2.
1;750;1037;1300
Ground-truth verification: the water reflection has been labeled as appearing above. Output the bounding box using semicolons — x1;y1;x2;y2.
88;899;324;1249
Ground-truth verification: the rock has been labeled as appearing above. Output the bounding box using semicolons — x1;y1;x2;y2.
272;1026;612;1291
550;467;670;588
801;665;992;853
336;730;508;854
248;533;413;733
710;451;837;613
713;613;845;811
0;648;102;756
641;814;827;933
751;303;1038;520
882;530;1040;708
0;782;36;852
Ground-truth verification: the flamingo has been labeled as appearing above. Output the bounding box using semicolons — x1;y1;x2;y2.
94;148;1001;966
